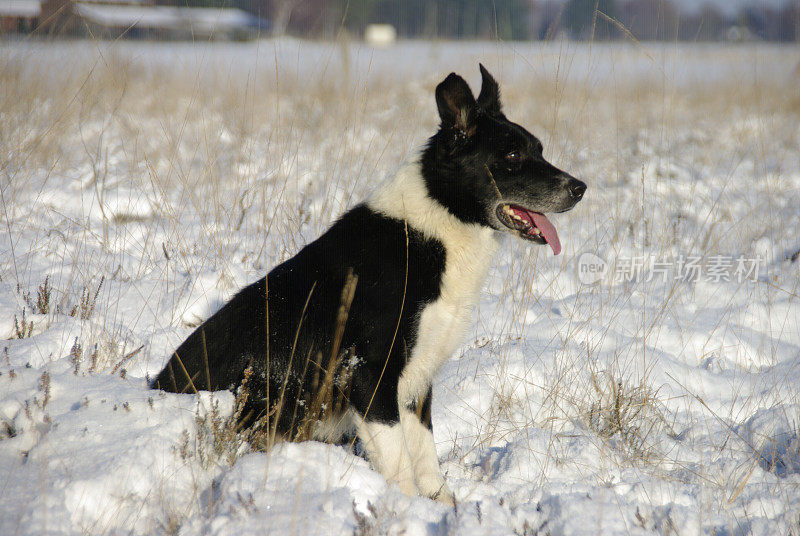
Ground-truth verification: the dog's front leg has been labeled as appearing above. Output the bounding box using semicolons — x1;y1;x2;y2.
356;419;419;496
399;404;455;505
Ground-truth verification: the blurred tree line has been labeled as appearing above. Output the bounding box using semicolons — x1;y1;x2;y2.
159;0;800;42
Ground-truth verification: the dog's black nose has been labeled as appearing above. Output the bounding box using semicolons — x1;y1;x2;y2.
568;179;587;200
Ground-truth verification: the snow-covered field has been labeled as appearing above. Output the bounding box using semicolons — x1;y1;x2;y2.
1;39;799;535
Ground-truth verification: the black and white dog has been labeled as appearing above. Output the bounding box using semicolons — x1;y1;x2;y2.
152;65;585;504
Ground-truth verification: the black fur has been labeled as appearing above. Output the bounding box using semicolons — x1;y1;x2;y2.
153;205;445;429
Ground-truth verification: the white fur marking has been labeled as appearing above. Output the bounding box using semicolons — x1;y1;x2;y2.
367;162;500;408
360;161;500;503
312;408;358;443
356;419;419;495
399;408;455;504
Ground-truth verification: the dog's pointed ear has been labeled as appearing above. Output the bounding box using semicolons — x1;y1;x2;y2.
435;72;477;138
477;64;502;116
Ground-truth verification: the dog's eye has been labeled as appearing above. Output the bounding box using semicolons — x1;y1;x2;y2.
505;151;520;162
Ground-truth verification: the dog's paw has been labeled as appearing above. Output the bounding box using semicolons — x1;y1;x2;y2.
427;483;455;506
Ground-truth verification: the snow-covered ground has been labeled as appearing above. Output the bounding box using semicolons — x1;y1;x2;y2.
1;39;799;535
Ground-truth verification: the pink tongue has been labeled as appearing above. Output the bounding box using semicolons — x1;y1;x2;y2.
530;212;561;255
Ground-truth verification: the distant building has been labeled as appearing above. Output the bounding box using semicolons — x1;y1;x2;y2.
39;0;268;40
0;0;41;33
364;23;396;46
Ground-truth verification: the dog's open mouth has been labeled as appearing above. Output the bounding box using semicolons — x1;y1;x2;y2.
496;204;562;255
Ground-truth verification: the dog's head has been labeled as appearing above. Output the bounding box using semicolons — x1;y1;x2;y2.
422;65;586;255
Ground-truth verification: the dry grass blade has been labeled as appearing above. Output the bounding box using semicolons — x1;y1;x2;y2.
268;280;317;447
295;270;358;441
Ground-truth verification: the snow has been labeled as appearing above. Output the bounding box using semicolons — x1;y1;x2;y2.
661;0;789;16
545;0;792;17
2;39;800;535
0;1;41;18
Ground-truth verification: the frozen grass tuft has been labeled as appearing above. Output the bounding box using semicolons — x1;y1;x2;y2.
585;368;676;462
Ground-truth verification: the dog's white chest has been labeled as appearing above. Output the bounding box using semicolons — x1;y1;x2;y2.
366;161;501;406
398;227;499;406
